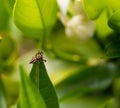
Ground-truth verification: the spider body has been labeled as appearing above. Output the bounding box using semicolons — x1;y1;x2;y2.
29;51;46;64
29;57;37;64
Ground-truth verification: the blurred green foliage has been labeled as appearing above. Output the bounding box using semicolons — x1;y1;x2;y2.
0;0;120;108
0;34;16;73
0;0;9;31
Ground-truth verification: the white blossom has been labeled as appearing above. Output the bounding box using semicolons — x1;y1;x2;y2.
57;0;95;41
57;0;70;16
65;15;95;41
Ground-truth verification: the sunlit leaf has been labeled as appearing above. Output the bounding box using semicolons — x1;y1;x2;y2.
83;0;105;19
83;0;120;20
13;0;58;37
95;10;113;38
19;66;46;108
108;0;120;12
30;61;59;108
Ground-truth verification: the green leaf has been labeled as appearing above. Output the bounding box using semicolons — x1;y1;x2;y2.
13;0;58;37
95;10;113;38
0;35;15;61
108;0;120;12
105;39;120;58
2;73;19;106
30;61;59;108
0;0;9;31
60;95;111;108
4;0;16;13
83;0;105;19
56;63;116;99
83;0;120;20
0;36;2;42
108;9;120;31
100;99;114;108
19;66;46;108
0;77;7;108
113;78;120;108
47;30;104;63
0;34;16;73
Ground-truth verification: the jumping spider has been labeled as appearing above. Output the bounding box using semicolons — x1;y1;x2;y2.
29;51;46;64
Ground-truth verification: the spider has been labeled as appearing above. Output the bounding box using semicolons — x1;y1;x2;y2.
29;51;46;64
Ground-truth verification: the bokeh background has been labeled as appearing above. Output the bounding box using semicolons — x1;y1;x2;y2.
1;0;120;108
